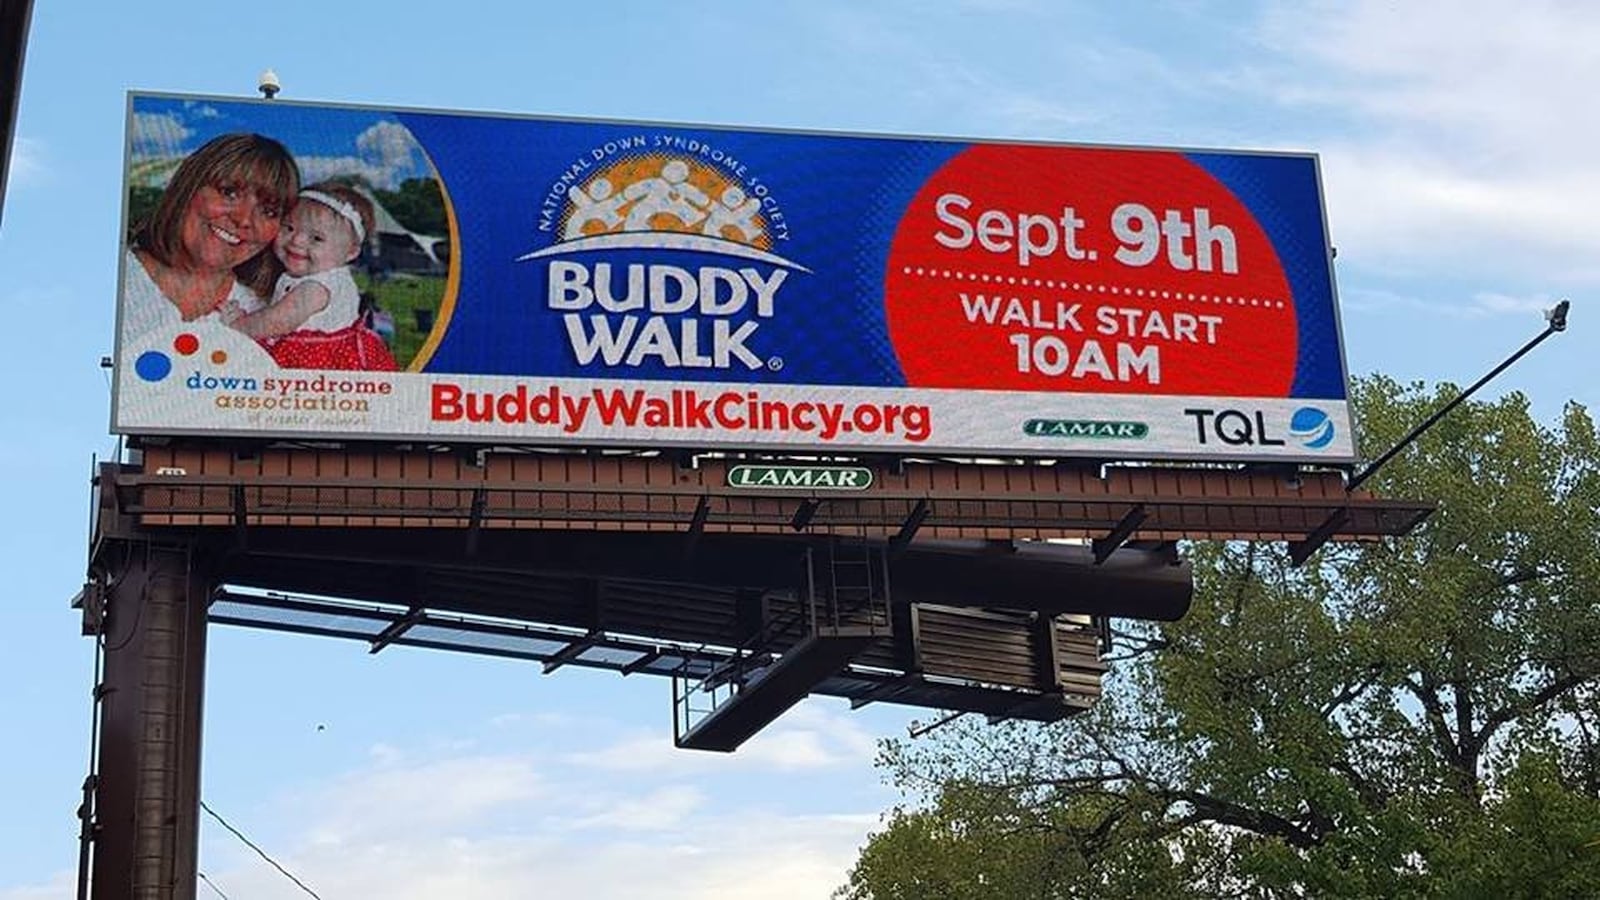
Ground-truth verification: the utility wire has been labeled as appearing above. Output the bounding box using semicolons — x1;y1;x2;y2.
197;871;231;899
200;800;323;900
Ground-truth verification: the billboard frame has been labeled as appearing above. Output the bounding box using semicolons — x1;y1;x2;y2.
111;90;1360;465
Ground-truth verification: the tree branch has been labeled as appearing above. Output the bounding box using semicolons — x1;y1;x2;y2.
1320;666;1383;720
1472;670;1596;750
1405;673;1462;767
1452;651;1476;801
1328;753;1390;810
1476;566;1562;599
1174;788;1325;849
1046;739;1331;850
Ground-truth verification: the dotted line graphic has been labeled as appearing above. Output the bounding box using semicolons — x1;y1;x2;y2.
899;266;1287;310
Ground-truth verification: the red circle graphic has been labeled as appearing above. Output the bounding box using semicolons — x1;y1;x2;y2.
884;146;1296;396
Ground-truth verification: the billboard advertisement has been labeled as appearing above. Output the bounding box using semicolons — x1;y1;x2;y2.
113;92;1355;462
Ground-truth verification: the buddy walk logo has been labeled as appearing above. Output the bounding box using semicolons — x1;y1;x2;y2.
519;135;809;372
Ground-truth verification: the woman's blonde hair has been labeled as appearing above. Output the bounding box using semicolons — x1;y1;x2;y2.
131;133;300;298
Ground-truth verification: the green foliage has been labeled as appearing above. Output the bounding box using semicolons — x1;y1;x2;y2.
125;174;450;240
373;178;448;236
126;186;162;236
351;271;445;369
844;377;1600;899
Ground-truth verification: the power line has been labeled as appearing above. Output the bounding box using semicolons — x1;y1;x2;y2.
197;871;231;899
200;800;323;900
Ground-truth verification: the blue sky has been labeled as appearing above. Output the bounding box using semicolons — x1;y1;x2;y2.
2;1;1593;896
130;96;432;190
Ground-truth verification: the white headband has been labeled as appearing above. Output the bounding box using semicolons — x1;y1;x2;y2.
298;189;367;243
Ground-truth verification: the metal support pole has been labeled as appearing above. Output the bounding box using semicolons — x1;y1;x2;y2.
0;0;36;227
1289;301;1569;565
92;542;210;900
1347;299;1569;494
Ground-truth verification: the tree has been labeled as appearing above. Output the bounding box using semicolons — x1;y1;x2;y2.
373;177;447;236
842;376;1600;899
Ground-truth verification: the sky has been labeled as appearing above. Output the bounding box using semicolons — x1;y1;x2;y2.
129;96;432;190
1;1;1594;897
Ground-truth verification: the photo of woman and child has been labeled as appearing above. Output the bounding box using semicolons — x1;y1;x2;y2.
124;132;401;371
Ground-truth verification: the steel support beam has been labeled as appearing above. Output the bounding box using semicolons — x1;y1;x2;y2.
676;627;880;752
541;633;601;674
1288;508;1349;566
889;499;929;552
367;606;424;654
619;647;664;676
1092;504;1148;564
789;498;821;532
230;484;247;550
849;673;921;709
91;542;209;900
465;487;486;556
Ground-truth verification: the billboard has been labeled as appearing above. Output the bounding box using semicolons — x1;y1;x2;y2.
113;92;1355;462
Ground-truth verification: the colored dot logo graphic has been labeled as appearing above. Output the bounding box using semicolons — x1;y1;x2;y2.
135;332;228;383
134;351;171;382
559;154;774;250
1289;406;1335;450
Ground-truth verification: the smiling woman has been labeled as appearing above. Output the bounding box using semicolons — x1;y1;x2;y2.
123;133;300;341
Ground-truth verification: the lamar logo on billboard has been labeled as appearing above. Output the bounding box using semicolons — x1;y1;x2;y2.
1023;419;1148;439
520;139;808;372
727;464;874;491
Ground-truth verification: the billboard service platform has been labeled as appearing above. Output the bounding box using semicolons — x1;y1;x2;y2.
113;92;1355;462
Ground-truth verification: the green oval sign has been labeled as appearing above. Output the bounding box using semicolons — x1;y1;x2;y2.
1022;419;1149;439
726;464;874;491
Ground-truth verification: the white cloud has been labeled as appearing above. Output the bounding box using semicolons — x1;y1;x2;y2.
5;137;44;188
1317;144;1600;282
357;121;421;173
570;784;705;831
1339;286;1566;321
571;701;880;774
286;752;545;846
1255;0;1600;142
186;724;884;900
1244;1;1600;283
130;111;193;160
491;709;611;730
182;100;222;119
0;871;73;900
295;155;405;191
199;810;875;900
296;121;427;191
1471;291;1560;316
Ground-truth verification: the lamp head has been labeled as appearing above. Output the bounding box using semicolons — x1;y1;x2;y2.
1546;299;1569;332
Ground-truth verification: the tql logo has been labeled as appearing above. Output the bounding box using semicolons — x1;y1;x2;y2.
1288;407;1336;449
1182;408;1286;447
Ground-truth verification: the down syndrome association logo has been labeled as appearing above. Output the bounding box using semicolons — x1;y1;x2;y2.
135;331;234;383
127;325;394;422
